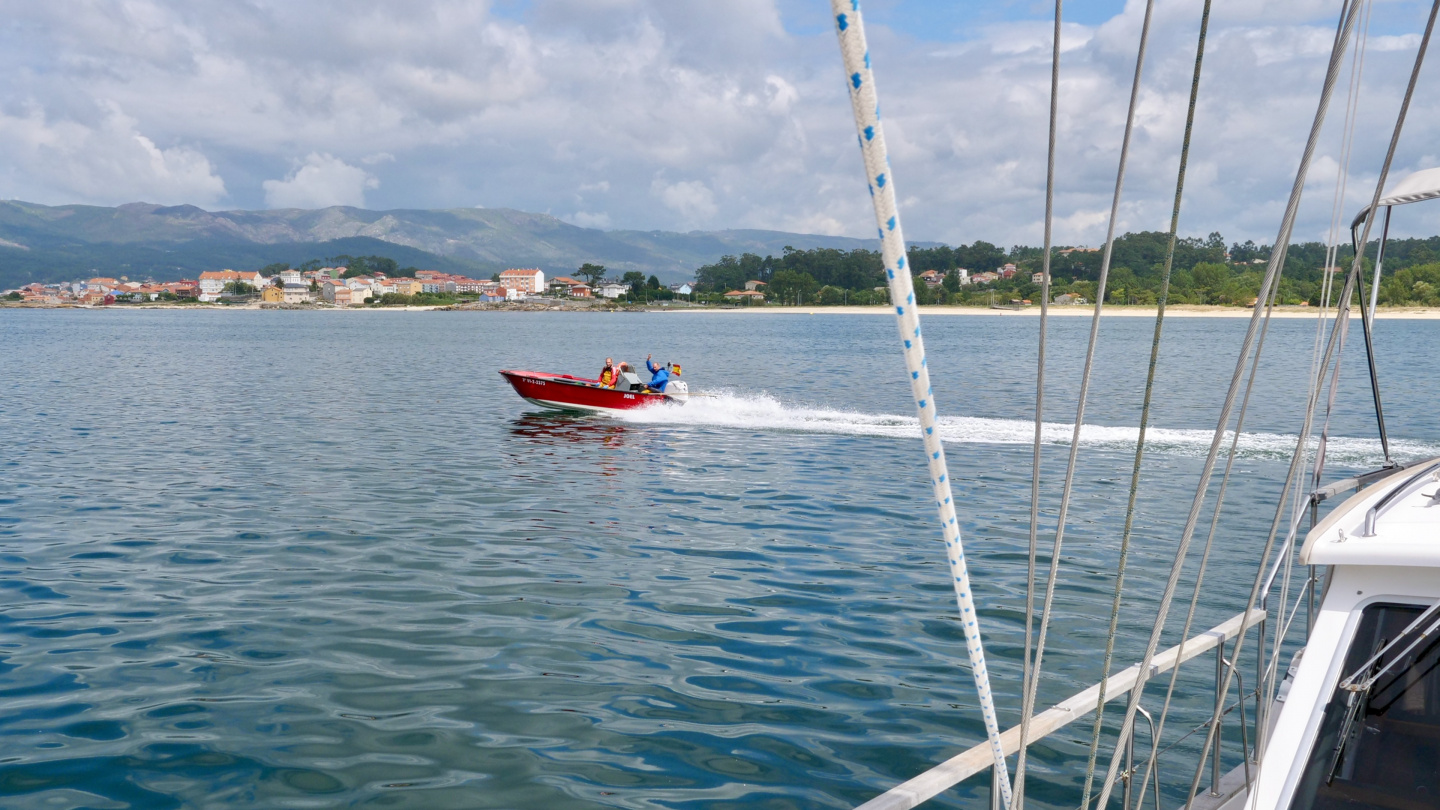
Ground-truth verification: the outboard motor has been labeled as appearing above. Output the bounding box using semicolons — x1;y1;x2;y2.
664;379;689;404
617;371;642;392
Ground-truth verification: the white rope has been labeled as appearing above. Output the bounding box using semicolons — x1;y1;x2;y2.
829;4;1013;806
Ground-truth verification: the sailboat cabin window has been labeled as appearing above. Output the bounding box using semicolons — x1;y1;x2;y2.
1289;602;1440;810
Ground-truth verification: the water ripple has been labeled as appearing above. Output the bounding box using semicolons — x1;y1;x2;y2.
2;310;1436;808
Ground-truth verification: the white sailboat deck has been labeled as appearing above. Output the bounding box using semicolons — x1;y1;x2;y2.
1302;462;1440;567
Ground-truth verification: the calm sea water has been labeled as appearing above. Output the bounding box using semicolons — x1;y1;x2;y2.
3;308;1437;809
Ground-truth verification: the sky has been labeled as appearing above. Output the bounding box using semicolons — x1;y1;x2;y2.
0;0;1438;247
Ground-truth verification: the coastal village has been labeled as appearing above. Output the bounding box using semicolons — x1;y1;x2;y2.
3;260;1080;308
3;267;703;307
15;241;1367;311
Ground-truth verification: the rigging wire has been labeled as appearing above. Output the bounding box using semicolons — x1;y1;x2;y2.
1263;0;1437;761
1224;3;1382;767
1325;0;1399;475
1322;0;1372;310
828;3;1015;804
1012;0;1158;803
1352;155;1398;470
1367;208;1391;321
1133;272;1286;805
1016;0;1062;805
1314;0;1375;492
1184;259;1360;805
1178;4;1440;804
1135;5;1364;791
1090;0;1369;804
1077;1;1214;807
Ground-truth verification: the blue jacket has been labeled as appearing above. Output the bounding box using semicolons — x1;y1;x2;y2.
646;359;670;391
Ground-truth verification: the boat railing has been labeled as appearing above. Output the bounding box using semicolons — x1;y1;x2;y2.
1309;461;1413;505
855;456;1419;810
1253;562;1320;758
854;609;1264;810
1359;460;1440;536
1120;706;1161;810
1250;458;1440;754
1211;656;1250;796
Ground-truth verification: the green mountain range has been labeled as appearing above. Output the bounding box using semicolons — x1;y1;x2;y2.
0;201;889;289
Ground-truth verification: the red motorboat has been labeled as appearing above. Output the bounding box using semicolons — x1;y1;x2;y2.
499;369;689;414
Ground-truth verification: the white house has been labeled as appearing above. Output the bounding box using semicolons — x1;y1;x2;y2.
499;268;545;294
282;283;311;304
197;270;265;302
597;282;628;299
335;277;370;303
481;286;525;302
670;283;694;296
280;269;303;286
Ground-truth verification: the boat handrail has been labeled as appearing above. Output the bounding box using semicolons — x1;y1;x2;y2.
852;609;1264;810
1310;460;1413;504
1359;460;1440;536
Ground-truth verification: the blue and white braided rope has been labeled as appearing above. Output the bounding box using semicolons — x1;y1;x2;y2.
831;2;1013;804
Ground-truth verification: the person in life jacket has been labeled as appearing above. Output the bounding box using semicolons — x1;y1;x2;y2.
597;358;617;388
645;354;679;392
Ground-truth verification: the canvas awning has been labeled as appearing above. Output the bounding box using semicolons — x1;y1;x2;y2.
1350;166;1440;230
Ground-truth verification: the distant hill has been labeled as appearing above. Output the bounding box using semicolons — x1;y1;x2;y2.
0;201;898;289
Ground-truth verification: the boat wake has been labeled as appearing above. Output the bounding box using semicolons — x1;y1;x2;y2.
613;391;1439;465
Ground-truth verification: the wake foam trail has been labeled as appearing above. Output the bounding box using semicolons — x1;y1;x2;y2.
614;391;1440;465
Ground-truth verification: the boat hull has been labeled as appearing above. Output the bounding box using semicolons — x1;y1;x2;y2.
499;370;675;414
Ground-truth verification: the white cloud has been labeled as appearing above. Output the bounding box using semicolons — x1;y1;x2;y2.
262;153;377;209
0;0;1436;247
779;211;846;236
568;211;611;228
765;75;799;114
0;104;225;206
653;178;718;225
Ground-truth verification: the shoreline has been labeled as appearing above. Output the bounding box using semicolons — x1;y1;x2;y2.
8;302;1440;319
659;304;1440;320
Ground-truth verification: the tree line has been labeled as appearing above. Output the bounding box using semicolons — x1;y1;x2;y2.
691;232;1440;307
257;254;423;280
